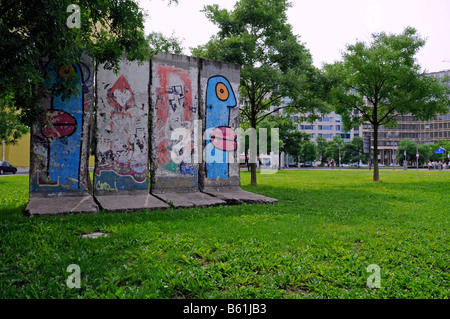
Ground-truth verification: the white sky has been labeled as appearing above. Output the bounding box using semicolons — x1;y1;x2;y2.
138;0;450;72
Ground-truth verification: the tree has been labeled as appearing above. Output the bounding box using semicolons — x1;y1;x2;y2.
342;136;368;166
397;138;418;164
300;140;317;164
147;31;184;54
417;144;433;165
0;0;177;131
431;140;450;162
325;136;344;167
192;0;330;185
327;27;450;181
315;136;327;166
258;115;310;169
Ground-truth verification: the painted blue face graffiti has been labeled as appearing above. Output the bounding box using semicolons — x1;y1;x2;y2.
33;62;88;192
205;76;237;179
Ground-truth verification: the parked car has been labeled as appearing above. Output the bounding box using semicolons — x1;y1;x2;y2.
0;161;17;174
300;161;313;167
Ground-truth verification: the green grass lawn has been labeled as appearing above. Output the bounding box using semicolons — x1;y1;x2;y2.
0;170;448;299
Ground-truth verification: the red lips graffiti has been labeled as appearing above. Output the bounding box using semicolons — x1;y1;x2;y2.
41;110;77;139
210;126;237;151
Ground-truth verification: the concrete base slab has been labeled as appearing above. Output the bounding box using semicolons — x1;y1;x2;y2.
154;192;226;208
24;196;99;216
203;190;278;205
95;194;170;213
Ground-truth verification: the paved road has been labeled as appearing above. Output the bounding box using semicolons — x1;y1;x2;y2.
0;167;29;177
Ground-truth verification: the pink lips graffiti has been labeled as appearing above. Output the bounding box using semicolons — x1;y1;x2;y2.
210;126;237;151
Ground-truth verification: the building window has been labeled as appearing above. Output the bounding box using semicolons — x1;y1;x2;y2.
300;125;315;130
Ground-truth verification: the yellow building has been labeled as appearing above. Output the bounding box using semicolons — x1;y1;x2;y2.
1;133;30;167
1;133;96;167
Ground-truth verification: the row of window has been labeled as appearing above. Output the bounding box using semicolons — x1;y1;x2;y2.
364;122;450;131
394;114;450;122
299;125;343;131
307;133;356;139
365;130;450;139
292;116;342;123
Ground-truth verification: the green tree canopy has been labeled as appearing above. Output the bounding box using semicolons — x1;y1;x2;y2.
397;138;418;164
300;140;317;164
0;0;177;129
147;31;183;54
342;136;368;166
192;0;330;185
327;27;450;181
315;135;327;166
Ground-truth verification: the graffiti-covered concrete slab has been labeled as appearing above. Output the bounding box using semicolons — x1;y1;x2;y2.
150;53;200;193
26;53;98;216
198;58;277;205
199;58;241;189
26;52;277;216
94;57;168;212
150;52;224;207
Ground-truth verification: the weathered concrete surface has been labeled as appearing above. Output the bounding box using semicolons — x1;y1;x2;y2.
197;58;277;205
198;58;242;192
95;194;170;213
150;52;200;194
204;189;278;205
154;191;226;208
94;57;150;196
24;196;99;216
29;53;95;198
25;53;98;216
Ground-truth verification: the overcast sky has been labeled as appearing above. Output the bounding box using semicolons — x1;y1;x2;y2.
138;0;450;73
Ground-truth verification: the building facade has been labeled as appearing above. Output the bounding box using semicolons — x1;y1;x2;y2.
361;69;450;166
294;112;362;143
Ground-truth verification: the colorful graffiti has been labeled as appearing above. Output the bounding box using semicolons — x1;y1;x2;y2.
205;76;237;179
154;63;197;178
31;61;91;193
95;73;148;192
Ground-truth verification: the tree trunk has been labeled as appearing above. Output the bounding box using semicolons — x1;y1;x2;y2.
250;162;257;186
279;151;282;170
373;125;380;181
250;115;257;186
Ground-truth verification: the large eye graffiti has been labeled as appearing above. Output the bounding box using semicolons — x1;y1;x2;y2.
216;82;229;101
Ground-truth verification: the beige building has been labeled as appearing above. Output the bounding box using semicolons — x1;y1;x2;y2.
294;111;361;143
